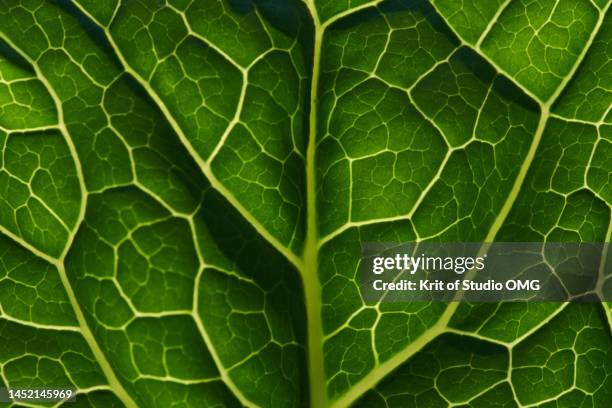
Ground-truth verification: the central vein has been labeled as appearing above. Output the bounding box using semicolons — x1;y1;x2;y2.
303;2;328;406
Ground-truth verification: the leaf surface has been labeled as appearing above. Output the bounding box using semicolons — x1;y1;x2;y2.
0;1;610;407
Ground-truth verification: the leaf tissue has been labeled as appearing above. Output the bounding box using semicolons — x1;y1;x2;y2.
0;0;610;407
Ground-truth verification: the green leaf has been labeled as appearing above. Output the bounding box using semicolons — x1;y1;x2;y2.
0;1;610;407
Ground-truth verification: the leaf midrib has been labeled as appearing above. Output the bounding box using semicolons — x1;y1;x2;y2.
303;1;327;406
